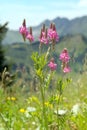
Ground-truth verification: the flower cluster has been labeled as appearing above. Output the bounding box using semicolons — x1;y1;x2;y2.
48;58;57;71
19;19;34;42
39;23;59;49
39;24;49;44
59;48;71;73
19;20;71;73
48;23;59;42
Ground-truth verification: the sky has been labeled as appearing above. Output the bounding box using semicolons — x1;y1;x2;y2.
0;0;87;30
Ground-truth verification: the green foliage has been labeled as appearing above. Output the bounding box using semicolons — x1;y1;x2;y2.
0;22;8;73
0;43;5;73
0;22;8;42
4;34;87;75
0;72;87;129
31;52;47;79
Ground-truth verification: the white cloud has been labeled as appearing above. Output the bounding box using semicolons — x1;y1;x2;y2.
78;0;87;7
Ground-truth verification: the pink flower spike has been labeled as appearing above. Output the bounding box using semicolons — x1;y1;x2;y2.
39;37;49;44
48;29;59;42
59;48;70;62
19;19;28;41
19;26;28;35
19;26;28;41
63;66;71;73
19;19;27;35
39;29;49;44
26;33;34;42
48;59;57;71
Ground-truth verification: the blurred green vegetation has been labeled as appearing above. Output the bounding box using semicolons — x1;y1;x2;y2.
4;34;87;75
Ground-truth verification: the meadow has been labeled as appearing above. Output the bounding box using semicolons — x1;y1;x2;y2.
0;65;87;130
0;20;87;130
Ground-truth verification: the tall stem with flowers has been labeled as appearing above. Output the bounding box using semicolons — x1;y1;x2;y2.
19;19;71;129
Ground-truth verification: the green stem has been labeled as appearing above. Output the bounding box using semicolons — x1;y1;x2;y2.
40;79;48;130
57;93;61;129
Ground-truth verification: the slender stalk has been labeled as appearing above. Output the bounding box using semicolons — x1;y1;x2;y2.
40;79;48;130
56;93;61;129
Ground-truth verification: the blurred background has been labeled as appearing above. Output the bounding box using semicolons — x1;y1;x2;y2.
0;0;87;89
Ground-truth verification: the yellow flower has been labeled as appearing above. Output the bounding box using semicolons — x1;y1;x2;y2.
19;108;26;113
44;102;53;109
45;102;49;107
11;97;16;101
7;96;16;101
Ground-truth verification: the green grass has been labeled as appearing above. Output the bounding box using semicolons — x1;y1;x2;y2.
0;71;87;130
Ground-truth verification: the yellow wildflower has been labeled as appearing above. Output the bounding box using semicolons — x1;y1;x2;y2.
44;102;53;109
44;102;49;107
11;97;16;101
19;108;26;113
7;96;16;101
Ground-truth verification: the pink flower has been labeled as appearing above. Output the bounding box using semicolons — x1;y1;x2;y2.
26;33;34;42
26;27;34;42
60;48;71;73
39;28;49;44
19;26;28;35
19;26;28;41
19;19;28;41
48;58;57;71
19;19;27;35
63;66;71;73
48;23;59;42
39;23;59;46
59;48;70;62
39;37;49;44
19;20;34;42
48;29;59;42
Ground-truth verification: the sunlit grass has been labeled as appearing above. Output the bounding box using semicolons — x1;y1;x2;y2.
0;72;87;129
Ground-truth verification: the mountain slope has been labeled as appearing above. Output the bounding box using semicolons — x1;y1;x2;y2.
4;34;87;73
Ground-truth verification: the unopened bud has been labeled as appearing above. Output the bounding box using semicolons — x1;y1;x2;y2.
40;28;43;39
30;27;32;35
23;19;26;27
42;24;45;32
45;28;47;38
63;48;68;53
50;23;53;29
52;23;56;31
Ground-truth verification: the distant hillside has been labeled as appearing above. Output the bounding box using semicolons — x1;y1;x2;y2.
4;34;87;73
2;16;87;44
